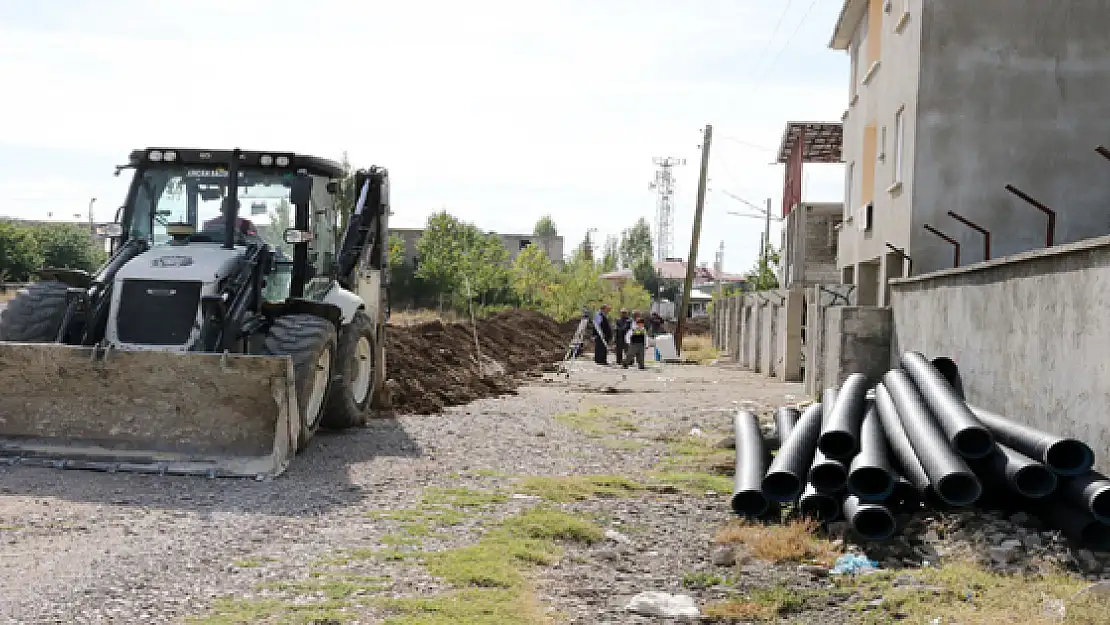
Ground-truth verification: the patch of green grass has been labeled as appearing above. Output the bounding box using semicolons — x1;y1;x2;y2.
422;487;508;508
258;577;391;600
501;506;605;544
554;405;638;437
842;559;1110;625
381;533;422;547
702;585;807;622
188;597;350;625
599;438;650;450
367;505;467;527
470;468;509;478
380;588;550;625
515;474;645;502
682;571;727;589
650;470;734;494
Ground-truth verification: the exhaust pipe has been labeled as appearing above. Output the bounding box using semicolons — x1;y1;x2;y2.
848;405;896;501
798;483;841;521
762;403;823;502
900;352;994;459
731;409;771;518
873;382;935;502
843;495;896;541
973;444;1058;498
883;369;982;506
818;373;870;461
970;406;1093;477
1057;471;1110;525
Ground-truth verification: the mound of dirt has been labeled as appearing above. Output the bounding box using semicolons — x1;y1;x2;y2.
383;309;578;415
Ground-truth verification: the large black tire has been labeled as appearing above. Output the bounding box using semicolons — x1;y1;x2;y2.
0;281;70;342
322;311;376;430
262;314;338;452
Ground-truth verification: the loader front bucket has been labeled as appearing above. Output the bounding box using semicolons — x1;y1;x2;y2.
0;343;299;479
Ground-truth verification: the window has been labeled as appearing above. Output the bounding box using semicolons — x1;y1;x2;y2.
849;38;860;99
879;126;887;162
519;239;531;250
893;107;905;184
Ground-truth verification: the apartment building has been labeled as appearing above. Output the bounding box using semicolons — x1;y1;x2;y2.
831;0;1110;305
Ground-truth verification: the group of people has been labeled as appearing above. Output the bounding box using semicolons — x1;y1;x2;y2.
591;305;667;370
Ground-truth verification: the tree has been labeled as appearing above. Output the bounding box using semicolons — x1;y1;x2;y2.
533;215;558;237
511;243;557;305
415;211;469;296
600;235;619;273
33;223;107;273
746;243;782;291
334;151;358;234
461;232;511;304
619;217;654;269
262;199;293;255
0;222;45;282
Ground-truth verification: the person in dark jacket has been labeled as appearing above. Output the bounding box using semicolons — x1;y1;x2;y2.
613;308;631;366
593;304;613;365
623;316;649;369
648;311;666;336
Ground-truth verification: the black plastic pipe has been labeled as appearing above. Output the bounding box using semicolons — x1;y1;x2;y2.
731;409;770;518
969;406;1094;477
762;403;823;502
930;356;965;400
808;448;849;494
883;369;983;506
1058;470;1110;525
848;406;896;501
819;373;870;460
798;483;841;521
843;495;896;541
974;443;1058;498
1038;498;1110;550
873;382;934;500
774;407;801;445
884;475;922;514
900;351;995;459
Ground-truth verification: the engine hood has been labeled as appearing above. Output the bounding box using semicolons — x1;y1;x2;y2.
115;244;245;283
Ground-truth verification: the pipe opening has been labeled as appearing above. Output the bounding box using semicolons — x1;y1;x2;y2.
731;490;770;518
1089;486;1110;524
1045;440;1094;476
851;506;896;541
886;482;922;513
952;427;995;459
798;494;840;521
935;472;982;506
809;463;848;493
819;432;857;460
1080;521;1110;550
849;467;895;500
762;472;802;501
1011;466;1057;498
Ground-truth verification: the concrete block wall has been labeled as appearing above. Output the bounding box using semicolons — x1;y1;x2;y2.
803;284;859;397
710;288;805;382
822;306;893;391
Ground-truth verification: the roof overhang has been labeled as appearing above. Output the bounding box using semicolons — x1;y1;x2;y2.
776;122;844;164
829;0;868;50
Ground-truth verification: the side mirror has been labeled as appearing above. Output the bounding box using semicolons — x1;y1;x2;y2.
326;181;339;194
283;228;314;244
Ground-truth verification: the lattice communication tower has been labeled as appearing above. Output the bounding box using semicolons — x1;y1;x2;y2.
649;156;685;263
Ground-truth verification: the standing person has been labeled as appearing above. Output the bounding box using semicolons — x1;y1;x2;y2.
613;308;631;367
593;304;613;365
623;316;649;370
649;311;666;336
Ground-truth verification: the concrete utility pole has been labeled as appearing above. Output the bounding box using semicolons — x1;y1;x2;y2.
676;124;712;353
714;240;724;300
762;197;772;269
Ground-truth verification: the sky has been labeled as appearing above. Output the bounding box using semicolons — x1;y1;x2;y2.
0;0;848;274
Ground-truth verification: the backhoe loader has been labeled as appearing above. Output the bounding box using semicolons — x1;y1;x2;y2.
0;147;390;478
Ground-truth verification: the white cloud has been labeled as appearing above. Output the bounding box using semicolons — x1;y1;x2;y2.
0;0;847;272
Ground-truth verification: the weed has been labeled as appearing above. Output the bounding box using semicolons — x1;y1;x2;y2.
501;506;605;544
258;577;390;600
232;556;276;568
422;487;508;508
554;405;637;437
381;533;422;547
188;597;350;625
681;571;727;589
680;334;718;364
368;505;467;527
600;438;650;451
714;518;841;566
516;474;644;502
650;470;734;494
703;585;806;622
380;587;550;625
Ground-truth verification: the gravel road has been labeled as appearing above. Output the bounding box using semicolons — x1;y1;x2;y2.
0;360;805;624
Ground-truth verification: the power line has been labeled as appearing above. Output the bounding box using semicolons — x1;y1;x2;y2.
746;0;794;79
755;0;821;82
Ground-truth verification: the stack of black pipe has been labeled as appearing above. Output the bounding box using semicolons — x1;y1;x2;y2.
729;351;1110;549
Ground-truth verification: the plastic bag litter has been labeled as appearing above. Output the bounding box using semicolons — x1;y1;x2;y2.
625;591;700;618
830;553;880;576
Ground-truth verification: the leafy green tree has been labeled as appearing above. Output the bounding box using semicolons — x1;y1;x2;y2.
462;232;511;304
415;211;469;296
600;235;619;272
261;199;293;256
746;243;782;291
533;215;558;237
619;217;653;268
333;151;358;234
0;222;45;282
511;243;557;305
32;223;107;273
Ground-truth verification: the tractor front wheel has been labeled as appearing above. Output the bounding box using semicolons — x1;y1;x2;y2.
262;314;338;452
0;281;70;342
322;311;376;430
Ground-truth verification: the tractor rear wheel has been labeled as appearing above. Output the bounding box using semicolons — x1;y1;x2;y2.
262;314;338;452
322;311;376;430
0;281;70;342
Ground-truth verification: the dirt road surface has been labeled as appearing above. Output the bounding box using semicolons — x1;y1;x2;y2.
0;360;805;624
